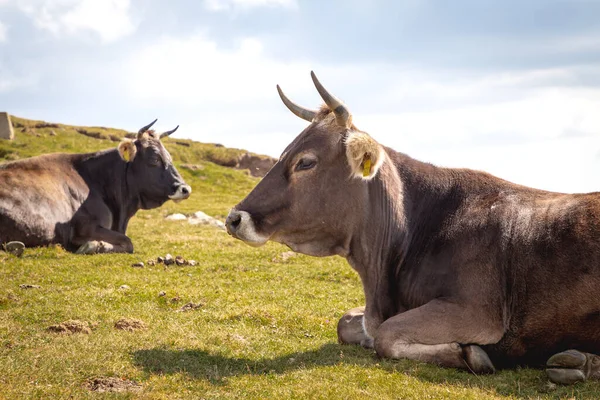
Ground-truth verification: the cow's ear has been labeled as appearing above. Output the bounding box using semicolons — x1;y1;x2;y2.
345;131;384;180
117;139;137;162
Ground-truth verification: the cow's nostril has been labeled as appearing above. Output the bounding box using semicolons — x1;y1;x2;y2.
181;186;189;195
226;211;242;233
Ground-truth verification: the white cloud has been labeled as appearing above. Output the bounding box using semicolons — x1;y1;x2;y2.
0;20;6;43
13;0;135;43
204;0;296;12
120;33;600;194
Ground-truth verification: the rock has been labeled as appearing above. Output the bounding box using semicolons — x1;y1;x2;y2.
114;317;146;331
188;260;197;266
47;320;92;334
165;213;187;221
119;285;130;290
0;112;15;140
131;262;144;268
158;291;166;297
188;211;225;229
147;260;156;266
236;152;277;177
19;284;41;289
157;256;165;264
164;254;174;266
170;296;180;303
175;255;186;266
49;130;57;136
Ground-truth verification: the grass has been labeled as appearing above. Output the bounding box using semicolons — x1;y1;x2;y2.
1;117;600;399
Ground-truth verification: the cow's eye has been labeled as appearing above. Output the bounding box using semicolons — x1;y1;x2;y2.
149;156;161;166
295;158;316;172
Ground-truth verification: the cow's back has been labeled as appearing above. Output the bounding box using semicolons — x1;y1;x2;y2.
0;154;88;246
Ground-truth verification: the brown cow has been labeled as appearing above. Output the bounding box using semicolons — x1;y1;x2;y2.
226;72;600;385
0;119;191;254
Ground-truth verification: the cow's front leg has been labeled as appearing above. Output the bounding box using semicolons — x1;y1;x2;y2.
374;299;503;373
74;226;134;254
337;306;374;348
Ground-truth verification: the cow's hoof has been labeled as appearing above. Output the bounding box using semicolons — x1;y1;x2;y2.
463;345;495;374
546;349;600;385
5;241;25;257
360;337;374;349
76;241;100;254
337;306;367;345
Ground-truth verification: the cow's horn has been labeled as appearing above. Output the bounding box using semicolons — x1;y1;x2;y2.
277;85;317;122
310;71;352;128
138;118;158;138
160;125;179;139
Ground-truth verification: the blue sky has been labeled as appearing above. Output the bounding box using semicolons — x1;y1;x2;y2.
1;0;600;192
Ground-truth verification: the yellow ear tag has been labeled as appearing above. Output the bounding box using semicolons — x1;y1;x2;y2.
362;156;372;177
122;147;130;162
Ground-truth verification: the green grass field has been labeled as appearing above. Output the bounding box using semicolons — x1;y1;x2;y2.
1;117;599;399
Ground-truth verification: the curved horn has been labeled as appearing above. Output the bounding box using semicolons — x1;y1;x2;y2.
137;118;157;139
310;71;352;128
160;125;179;139
276;85;317;122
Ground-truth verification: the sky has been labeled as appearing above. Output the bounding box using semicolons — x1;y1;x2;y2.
1;0;600;193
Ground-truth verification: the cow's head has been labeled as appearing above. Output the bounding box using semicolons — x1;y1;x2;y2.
226;72;385;257
117;119;191;209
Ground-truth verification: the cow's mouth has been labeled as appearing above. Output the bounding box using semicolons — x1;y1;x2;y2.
225;209;269;246
169;184;192;202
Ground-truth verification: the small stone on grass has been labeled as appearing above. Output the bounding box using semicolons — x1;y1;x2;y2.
19;284;41;289
176;302;205;312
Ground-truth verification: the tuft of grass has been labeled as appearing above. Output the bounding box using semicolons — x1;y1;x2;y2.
1;117;599;398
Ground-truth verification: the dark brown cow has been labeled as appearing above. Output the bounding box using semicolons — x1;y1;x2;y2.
0;119;191;254
226;72;600;385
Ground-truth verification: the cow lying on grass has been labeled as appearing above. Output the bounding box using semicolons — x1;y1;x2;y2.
0;119;191;254
226;72;600;385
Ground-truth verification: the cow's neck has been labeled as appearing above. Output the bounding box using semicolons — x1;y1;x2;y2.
77;150;140;232
347;150;460;327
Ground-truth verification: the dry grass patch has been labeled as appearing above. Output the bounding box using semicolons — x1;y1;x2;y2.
85;377;142;393
46;320;92;334
114;318;146;332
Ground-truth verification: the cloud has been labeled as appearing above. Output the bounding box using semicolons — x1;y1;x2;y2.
120;32;600;194
0;20;6;43
12;0;136;43
204;0;296;12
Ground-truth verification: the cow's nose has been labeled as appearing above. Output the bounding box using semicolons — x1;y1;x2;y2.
180;185;191;196
225;210;243;234
169;184;192;201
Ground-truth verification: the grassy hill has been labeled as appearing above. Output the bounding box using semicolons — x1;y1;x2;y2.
1;117;598;399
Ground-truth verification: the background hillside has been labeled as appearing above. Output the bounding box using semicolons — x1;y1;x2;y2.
1;116;598;399
0;115;275;218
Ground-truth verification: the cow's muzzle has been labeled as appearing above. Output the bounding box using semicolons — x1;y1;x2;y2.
169;184;192;202
225;209;268;246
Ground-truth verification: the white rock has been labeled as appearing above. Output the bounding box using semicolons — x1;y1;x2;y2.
188;211;225;229
165;213;187;221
